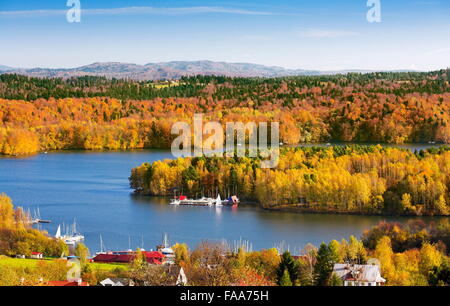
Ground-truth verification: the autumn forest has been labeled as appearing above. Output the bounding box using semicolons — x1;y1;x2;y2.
0;70;450;155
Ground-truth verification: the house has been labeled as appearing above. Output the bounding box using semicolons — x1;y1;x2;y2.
48;280;89;286
333;264;386;286
92;251;164;265
30;252;43;259
99;278;135;287
140;265;188;286
176;266;188;286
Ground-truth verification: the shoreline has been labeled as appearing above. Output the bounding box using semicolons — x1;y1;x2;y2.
1;142;449;157
132;194;449;218
261;205;450;217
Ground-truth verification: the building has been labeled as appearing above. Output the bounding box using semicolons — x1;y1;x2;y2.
175;266;188;286
48;280;89;286
100;278;135;286
333;264;386;286
30;252;43;259
92;251;164;265
140;265;188;286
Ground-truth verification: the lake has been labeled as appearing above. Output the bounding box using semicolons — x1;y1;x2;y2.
0;145;445;254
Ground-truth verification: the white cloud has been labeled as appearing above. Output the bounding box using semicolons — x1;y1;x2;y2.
299;29;359;38
0;6;274;17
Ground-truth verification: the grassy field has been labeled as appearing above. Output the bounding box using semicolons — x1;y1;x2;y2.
90;262;128;271
0;256;128;271
0;256;42;269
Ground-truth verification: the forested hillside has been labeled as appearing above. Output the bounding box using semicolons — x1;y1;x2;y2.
0;194;67;257
0;70;449;155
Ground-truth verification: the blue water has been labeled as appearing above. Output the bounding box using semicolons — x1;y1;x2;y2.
0;148;444;254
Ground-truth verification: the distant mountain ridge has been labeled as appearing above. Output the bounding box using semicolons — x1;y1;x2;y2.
0;61;418;80
0;65;14;72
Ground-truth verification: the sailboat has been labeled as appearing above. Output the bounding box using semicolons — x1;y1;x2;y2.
55;225;62;239
55;220;85;245
215;194;223;207
95;235;107;255
158;233;175;264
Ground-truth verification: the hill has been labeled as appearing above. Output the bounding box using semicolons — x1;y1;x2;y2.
0;60;392;80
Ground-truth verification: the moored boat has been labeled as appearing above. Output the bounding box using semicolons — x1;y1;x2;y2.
170;196;214;206
55;221;85;245
170;194;239;207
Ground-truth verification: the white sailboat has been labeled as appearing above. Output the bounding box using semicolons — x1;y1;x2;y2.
55;221;84;245
55;225;62;239
95;235;107;255
216;194;223;207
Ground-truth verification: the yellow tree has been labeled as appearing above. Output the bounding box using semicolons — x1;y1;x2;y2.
0;193;14;228
419;243;442;277
374;236;396;283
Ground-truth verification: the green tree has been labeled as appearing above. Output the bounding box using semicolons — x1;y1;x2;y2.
276;251;299;285
314;243;335;286
279;269;292;286
329;273;343;286
75;243;90;268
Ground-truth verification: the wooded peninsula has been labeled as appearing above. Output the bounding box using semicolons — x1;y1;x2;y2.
130;146;450;216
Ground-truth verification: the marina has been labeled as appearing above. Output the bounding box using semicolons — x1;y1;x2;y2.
25;208;52;225
170;194;239;207
55;221;85;246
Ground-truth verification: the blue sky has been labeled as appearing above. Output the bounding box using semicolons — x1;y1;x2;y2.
0;0;449;71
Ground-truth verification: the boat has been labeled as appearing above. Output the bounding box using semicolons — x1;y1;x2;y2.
215;194;223;207
170;194;239;207
222;196;240;206
95;235;107;255
24;207;51;225
158;233;175;264
55;221;85;245
170;196;214;206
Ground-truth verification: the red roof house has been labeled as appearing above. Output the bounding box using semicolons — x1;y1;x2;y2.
48;280;89;286
92;251;164;265
30;252;43;259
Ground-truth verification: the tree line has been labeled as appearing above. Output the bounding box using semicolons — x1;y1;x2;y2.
0;70;450;155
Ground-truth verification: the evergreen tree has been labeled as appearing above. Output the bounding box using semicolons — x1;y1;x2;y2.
276;251;299;285
314;243;335;286
329;273;343;286
279;269;292;286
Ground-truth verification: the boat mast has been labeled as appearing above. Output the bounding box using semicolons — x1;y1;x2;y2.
100;235;104;253
163;233;169;248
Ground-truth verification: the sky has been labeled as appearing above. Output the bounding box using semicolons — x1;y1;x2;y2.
0;0;449;71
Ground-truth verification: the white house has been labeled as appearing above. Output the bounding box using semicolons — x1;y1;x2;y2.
30;252;43;259
176;267;188;286
99;278;135;287
333;264;386;286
